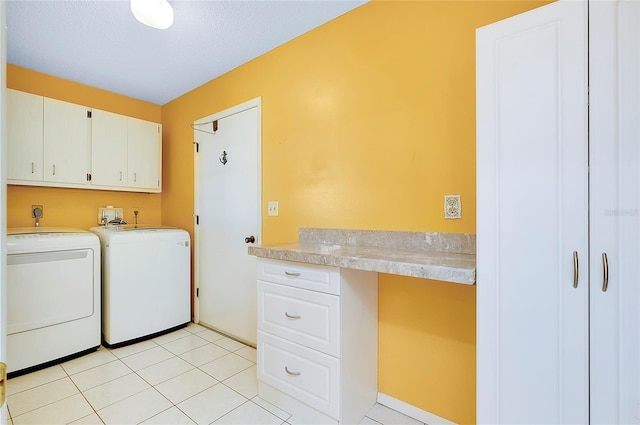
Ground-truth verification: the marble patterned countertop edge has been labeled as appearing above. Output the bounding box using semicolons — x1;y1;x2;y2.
248;228;477;285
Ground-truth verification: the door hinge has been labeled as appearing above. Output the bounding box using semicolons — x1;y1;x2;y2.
87;111;92;118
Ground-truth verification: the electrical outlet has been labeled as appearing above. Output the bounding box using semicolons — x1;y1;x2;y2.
32;205;44;218
267;201;279;217
444;195;461;219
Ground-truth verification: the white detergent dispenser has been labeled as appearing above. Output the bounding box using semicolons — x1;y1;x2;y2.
90;225;191;346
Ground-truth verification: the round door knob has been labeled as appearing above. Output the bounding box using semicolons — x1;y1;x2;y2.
245;235;255;244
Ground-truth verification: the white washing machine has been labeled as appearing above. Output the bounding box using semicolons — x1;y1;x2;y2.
90;225;191;346
6;228;101;376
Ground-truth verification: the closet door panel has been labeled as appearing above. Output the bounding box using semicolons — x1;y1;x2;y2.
589;1;640;423
476;2;588;423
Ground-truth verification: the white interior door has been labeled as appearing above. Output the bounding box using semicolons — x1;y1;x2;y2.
476;2;589;423
194;98;261;345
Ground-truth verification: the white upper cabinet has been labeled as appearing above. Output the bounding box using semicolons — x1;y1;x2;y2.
127;117;161;191
43;97;89;186
6;90;162;193
477;1;639;424
7;89;44;182
91;109;128;187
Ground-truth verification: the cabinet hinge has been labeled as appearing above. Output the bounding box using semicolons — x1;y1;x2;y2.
87;111;92;118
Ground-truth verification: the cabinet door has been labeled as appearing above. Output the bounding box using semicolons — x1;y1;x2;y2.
91;109;128;187
589;1;640;423
43;98;89;185
476;2;589;423
127;117;161;191
7;89;43;181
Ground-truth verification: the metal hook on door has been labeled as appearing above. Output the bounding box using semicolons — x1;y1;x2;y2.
219;150;228;165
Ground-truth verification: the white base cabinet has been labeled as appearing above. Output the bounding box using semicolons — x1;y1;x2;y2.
256;258;378;424
477;1;639;423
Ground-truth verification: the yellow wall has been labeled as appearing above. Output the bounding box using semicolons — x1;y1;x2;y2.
161;2;548;423
6;65;162;229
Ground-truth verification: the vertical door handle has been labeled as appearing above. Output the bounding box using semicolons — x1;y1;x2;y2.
573;251;579;288
31;162;35;174
602;253;609;292
119;171;123;181
133;172;137;182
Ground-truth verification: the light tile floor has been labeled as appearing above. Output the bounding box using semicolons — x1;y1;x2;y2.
7;323;425;425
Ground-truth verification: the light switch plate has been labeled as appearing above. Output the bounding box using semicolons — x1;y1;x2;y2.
444;195;461;219
267;201;279;217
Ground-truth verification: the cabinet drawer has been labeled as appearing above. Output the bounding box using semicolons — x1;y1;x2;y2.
258;281;340;357
258;331;340;419
257;258;340;295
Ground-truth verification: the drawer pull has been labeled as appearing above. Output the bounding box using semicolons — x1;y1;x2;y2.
285;366;301;376
285;312;301;320
284;271;301;277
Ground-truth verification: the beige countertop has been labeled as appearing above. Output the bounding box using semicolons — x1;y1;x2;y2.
248;228;476;285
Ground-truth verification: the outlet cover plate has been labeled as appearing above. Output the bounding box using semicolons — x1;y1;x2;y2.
444;195;461;219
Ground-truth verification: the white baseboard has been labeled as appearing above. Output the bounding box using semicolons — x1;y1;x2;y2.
376;393;458;425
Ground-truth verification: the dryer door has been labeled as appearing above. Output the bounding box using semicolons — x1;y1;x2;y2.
7;248;95;334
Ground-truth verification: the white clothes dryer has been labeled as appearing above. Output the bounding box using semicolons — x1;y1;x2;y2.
90;225;191;346
6;228;101;375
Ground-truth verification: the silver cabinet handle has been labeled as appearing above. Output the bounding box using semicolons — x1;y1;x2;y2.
573;251;579;288
285;312;301;319
119;171;123;181
284;271;300;277
133;172;137;182
602;252;609;292
285;366;301;376
52;164;56;176
31;162;35;174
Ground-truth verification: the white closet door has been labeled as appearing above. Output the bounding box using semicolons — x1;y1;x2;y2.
589;1;640;423
476;2;588;423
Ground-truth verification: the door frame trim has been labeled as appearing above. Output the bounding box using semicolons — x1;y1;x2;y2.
192;97;262;325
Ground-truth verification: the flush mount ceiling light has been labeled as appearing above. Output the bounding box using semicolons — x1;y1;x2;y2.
131;0;174;30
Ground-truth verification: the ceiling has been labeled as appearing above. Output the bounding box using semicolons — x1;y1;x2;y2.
6;0;367;106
